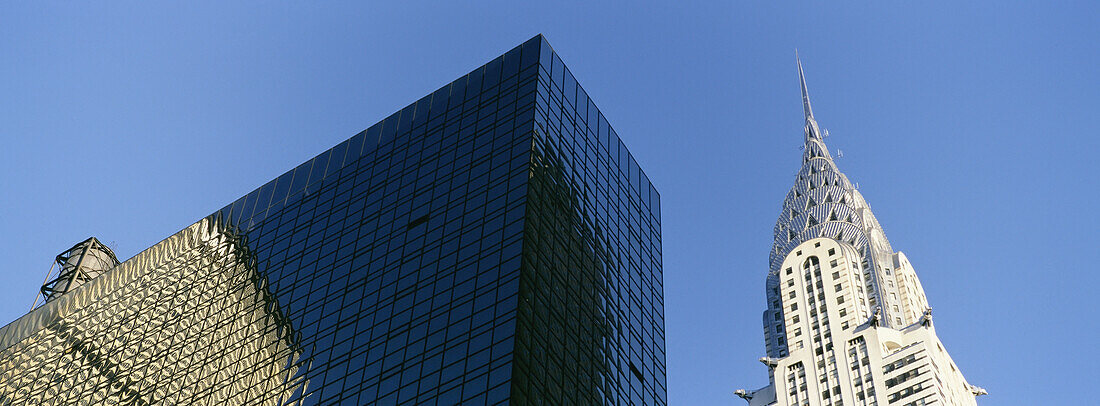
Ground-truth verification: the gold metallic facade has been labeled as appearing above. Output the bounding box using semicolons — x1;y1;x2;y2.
0;217;307;405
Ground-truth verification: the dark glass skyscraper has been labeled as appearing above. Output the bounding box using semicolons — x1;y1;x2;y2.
0;35;665;405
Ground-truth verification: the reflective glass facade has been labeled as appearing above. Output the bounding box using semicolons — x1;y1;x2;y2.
0;35;664;405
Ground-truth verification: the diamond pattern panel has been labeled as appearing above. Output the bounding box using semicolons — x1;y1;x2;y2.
0;217;307;405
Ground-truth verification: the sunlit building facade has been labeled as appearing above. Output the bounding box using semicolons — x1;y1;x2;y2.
0;35;666;405
736;59;984;406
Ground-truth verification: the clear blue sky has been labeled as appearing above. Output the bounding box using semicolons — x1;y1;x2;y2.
2;2;1096;404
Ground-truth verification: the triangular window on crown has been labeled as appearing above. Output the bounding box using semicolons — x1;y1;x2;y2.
806;197;816;208
836;230;845;240
789;230;797;241
840;195;847;205
829;211;838;221
791;209;798;219
808;216;818;227
795;190;801;198
825;193;833;203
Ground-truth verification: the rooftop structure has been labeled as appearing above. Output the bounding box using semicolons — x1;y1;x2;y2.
737;57;984;406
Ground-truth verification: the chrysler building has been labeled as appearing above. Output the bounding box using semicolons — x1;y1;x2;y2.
736;58;985;406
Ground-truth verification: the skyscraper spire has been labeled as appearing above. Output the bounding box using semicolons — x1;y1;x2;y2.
796;50;814;121
737;57;983;406
796;53;823;143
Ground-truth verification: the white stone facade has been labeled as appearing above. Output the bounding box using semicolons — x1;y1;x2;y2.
737;59;984;406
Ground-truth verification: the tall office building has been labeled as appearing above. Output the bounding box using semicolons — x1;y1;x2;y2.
0;35;666;406
736;59;984;406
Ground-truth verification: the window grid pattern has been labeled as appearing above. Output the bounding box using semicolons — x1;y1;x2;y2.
1;37;539;406
207;37;540;406
510;39;665;406
0;35;666;406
